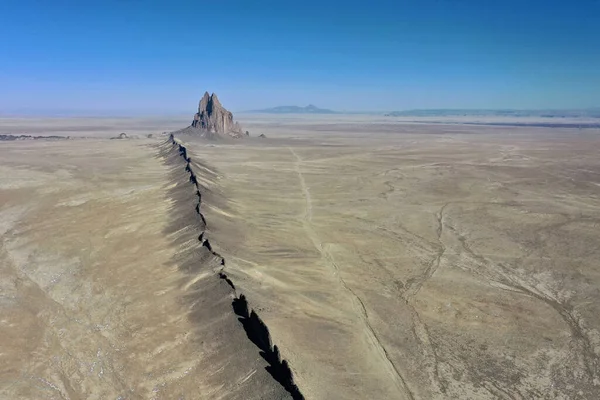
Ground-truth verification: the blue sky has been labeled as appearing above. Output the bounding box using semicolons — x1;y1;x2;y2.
1;0;599;114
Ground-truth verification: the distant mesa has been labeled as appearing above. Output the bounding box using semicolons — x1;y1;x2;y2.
248;104;337;114
189;92;244;139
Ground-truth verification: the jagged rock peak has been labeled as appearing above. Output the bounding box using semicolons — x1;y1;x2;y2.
210;93;221;107
191;92;243;138
199;91;210;111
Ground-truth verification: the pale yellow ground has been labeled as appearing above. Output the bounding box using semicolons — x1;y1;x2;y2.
0;138;287;399
188;121;600;400
1;116;600;400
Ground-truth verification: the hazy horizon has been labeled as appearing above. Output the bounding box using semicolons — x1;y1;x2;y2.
2;106;600;118
1;0;599;114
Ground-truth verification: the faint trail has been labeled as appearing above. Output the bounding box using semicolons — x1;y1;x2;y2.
288;147;415;400
371;202;448;394
496;268;600;381
456;227;600;383
405;203;448;300
290;149;313;223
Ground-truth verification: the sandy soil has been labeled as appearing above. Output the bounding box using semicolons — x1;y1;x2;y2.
0;138;288;399
185;121;600;399
1;116;600;399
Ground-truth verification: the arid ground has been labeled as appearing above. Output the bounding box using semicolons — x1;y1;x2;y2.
1;116;600;399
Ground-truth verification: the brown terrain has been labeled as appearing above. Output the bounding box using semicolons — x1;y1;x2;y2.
1;103;600;399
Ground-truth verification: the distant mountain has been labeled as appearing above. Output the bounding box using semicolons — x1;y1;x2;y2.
248;104;337;114
384;109;600;118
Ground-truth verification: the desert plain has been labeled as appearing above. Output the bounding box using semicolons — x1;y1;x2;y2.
1;115;600;399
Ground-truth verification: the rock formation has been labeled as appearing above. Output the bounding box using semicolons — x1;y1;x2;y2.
110;132;129;140
0;134;68;141
191;92;244;139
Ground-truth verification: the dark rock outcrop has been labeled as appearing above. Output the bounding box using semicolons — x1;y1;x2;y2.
191;92;244;139
110;132;129;140
167;135;304;399
0;134;68;141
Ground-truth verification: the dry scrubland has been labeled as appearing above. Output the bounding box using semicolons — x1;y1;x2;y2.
1;116;600;399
